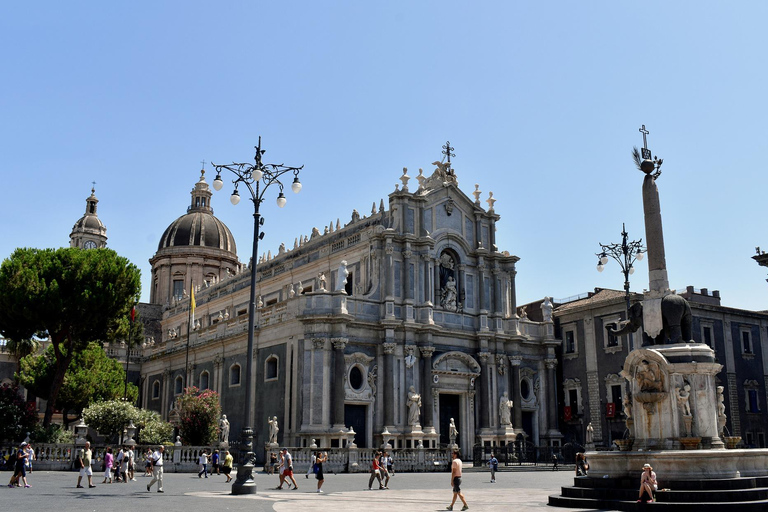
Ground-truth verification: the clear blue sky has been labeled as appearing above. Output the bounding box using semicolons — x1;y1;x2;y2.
2;2;766;310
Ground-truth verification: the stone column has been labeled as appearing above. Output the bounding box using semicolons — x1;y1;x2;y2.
403;248;413;300
420;346;435;430
478;260;486;312
332;338;348;428
385;242;395;319
383;342;397;427
545;358;558;433
509;356;523;432
478;352;491;429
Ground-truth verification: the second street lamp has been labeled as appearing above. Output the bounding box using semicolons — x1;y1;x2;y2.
211;136;303;495
596;223;645;313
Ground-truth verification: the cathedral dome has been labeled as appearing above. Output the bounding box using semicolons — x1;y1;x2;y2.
158;211;237;253
156;171;237;255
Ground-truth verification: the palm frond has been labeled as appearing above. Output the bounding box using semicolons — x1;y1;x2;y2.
632;147;642;170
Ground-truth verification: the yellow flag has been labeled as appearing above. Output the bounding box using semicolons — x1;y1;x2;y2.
191;287;196;325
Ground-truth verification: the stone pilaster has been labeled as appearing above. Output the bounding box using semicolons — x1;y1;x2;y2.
478;351;491;429
420;346;435;430
383;342;397;427
509;356;523;433
332;337;348;428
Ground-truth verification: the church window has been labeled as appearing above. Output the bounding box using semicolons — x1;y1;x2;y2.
201;198;206;207
229;364;241;386
520;379;531;400
302;284;313;294
265;356;278;381
565;330;575;354
174;375;183;395
741;328;753;355
569;389;579;414
152;381;160;400
199;371;210;390
744;380;760;412
173;280;184;300
702;324;713;346
758;432;766;448
349;366;364;391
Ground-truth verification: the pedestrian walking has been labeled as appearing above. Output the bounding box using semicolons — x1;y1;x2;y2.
367;451;383;490
76;441;96;488
315;451;327;493
198;450;209;478
114;447;124;482
8;442;30;488
24;443;34;474
120;446;131;483
211;450;220;475
222;450;234;483
552;453;559;471
147;445;165;493
276;447;298;490
488;452;498;483
379;451;390;489
102;447;114;484
127;446;136;481
446;450;468;511
144;448;153;476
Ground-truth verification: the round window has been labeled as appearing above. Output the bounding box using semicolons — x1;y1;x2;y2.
349;366;364;390
520;379;531;400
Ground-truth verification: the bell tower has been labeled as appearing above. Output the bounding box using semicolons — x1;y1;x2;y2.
69;185;108;249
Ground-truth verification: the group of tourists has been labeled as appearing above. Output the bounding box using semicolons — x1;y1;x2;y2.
196;448;234;483
7;441;34;488
367;450;393;490
99;445;138;484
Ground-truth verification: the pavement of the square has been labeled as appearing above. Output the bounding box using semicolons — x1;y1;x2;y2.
3;468;599;512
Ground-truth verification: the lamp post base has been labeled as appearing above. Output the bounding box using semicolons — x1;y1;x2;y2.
231;460;257;495
231;426;257;495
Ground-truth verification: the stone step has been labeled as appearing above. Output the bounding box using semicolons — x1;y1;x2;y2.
573;475;765;491
548;494;768;511
562;485;768;503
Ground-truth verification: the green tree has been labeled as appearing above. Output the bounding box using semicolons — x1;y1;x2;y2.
19;343;139;425
0;384;37;443
178;387;221;445
81;399;139;441
135;408;174;445
0;247;141;426
4;337;41;382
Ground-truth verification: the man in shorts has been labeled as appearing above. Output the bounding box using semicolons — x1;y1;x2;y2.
76;441;95;489
276;448;298;490
446;451;468;511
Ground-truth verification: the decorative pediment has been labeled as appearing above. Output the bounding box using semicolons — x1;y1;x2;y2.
432;351;481;376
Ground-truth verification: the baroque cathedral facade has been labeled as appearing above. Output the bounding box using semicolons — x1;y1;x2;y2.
137;159;560;458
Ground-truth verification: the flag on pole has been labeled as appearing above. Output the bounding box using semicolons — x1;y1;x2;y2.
190;287;196;327
130;305;136;323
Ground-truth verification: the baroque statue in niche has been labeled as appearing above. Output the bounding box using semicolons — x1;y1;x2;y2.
439;253;458;312
407;386;422;426
499;392;513;426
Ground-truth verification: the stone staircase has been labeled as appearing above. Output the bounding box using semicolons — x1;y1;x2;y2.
549;474;768;511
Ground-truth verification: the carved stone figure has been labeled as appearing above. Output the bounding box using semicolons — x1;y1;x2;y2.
335;260;349;292
268;416;279;445
449;418;458;446
318;273;326;291
635;360;664;392
406;386;422;426
441;276;458;312
499;392;513;426
677;384;692;417
541;297;553;322
622;394;632;419
219;415;230;444
585;422;594;445
716;385;727;435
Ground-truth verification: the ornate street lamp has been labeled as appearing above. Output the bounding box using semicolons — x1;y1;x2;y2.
211;137;303;495
596;223;645;313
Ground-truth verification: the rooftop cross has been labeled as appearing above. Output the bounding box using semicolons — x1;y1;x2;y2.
442;141;455;165
639;125;651;159
200;160;207;170
91;180;96;193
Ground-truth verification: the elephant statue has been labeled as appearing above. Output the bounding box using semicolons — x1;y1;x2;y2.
607;294;692;345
